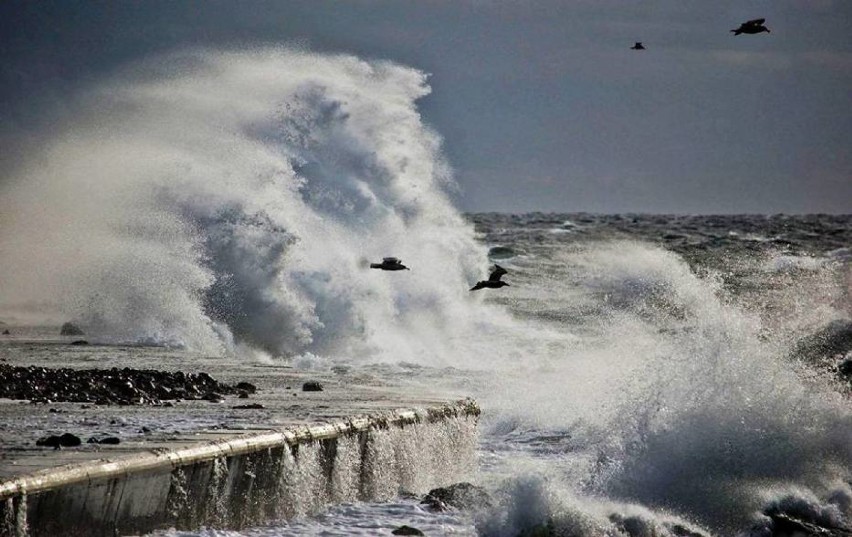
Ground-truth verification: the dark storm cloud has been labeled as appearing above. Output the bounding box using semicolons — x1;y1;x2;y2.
1;0;850;213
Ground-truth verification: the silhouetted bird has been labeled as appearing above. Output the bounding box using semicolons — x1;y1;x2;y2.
631;42;645;50
470;265;510;291
731;18;770;35
370;257;409;271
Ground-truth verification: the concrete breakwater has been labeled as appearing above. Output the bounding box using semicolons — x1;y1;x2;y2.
0;399;479;537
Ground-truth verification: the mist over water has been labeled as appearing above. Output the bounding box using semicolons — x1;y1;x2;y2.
1;48;850;535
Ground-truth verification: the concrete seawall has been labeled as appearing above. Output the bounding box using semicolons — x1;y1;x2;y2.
0;399;479;537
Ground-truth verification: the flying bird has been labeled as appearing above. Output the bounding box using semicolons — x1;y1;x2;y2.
370;257;409;271
470;265;510;291
631;42;645;50
731;18;770;36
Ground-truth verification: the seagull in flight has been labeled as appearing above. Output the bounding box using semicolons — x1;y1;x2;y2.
631;42;645;50
470;265;510;291
731;18;770;36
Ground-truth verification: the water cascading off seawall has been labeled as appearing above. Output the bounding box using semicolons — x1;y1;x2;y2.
0;400;479;537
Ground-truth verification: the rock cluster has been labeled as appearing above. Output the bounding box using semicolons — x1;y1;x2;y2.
0;364;255;405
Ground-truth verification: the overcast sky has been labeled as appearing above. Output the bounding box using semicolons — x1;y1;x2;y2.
1;1;850;214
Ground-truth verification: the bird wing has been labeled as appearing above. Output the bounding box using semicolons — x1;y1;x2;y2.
745;18;765;26
488;265;508;282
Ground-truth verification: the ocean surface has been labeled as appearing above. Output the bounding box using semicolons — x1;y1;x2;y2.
0;48;849;536
142;213;850;537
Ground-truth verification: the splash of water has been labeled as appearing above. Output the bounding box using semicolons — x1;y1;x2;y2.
475;241;851;534
0;47;492;360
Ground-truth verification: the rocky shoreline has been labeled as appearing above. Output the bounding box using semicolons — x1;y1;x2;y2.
0;364;256;406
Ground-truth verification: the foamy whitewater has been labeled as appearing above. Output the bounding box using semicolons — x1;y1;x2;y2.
0;49;850;536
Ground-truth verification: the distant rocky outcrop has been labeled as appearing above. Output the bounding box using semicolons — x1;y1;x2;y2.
60;322;85;336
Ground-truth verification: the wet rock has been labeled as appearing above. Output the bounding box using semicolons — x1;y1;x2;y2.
59;433;81;447
749;491;852;537
0;364;242;405
70;340;89;346
232;403;265;409
2;329;9;335
838;354;852;377
37;433;81;449
235;381;257;394
238;391;250;398
421;482;491;512
302;381;324;392
202;392;224;402
392;526;424;536
87;436;121;445
666;523;708;537
59;322;85;336
792;319;852;363
36;435;63;449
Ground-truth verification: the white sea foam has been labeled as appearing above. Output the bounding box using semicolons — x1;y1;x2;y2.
0;48;496;361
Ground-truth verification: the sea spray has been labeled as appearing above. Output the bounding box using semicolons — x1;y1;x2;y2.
0;47;490;360
471;238;850;534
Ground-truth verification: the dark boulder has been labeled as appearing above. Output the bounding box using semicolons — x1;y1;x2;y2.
792;319;852;363
60;322;85;336
392;526;424;536
2;330;9;335
70;340;89;346
87;436;121;445
37;433;81;449
59;433;82;447
421;482;491;512
232;403;265;409
839;355;852;379
36;435;62;449
302;381;324;392
235;381;257;394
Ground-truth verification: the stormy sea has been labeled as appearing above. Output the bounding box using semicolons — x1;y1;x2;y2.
0;49;849;536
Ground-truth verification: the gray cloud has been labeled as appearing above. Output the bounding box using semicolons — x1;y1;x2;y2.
1;0;850;213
